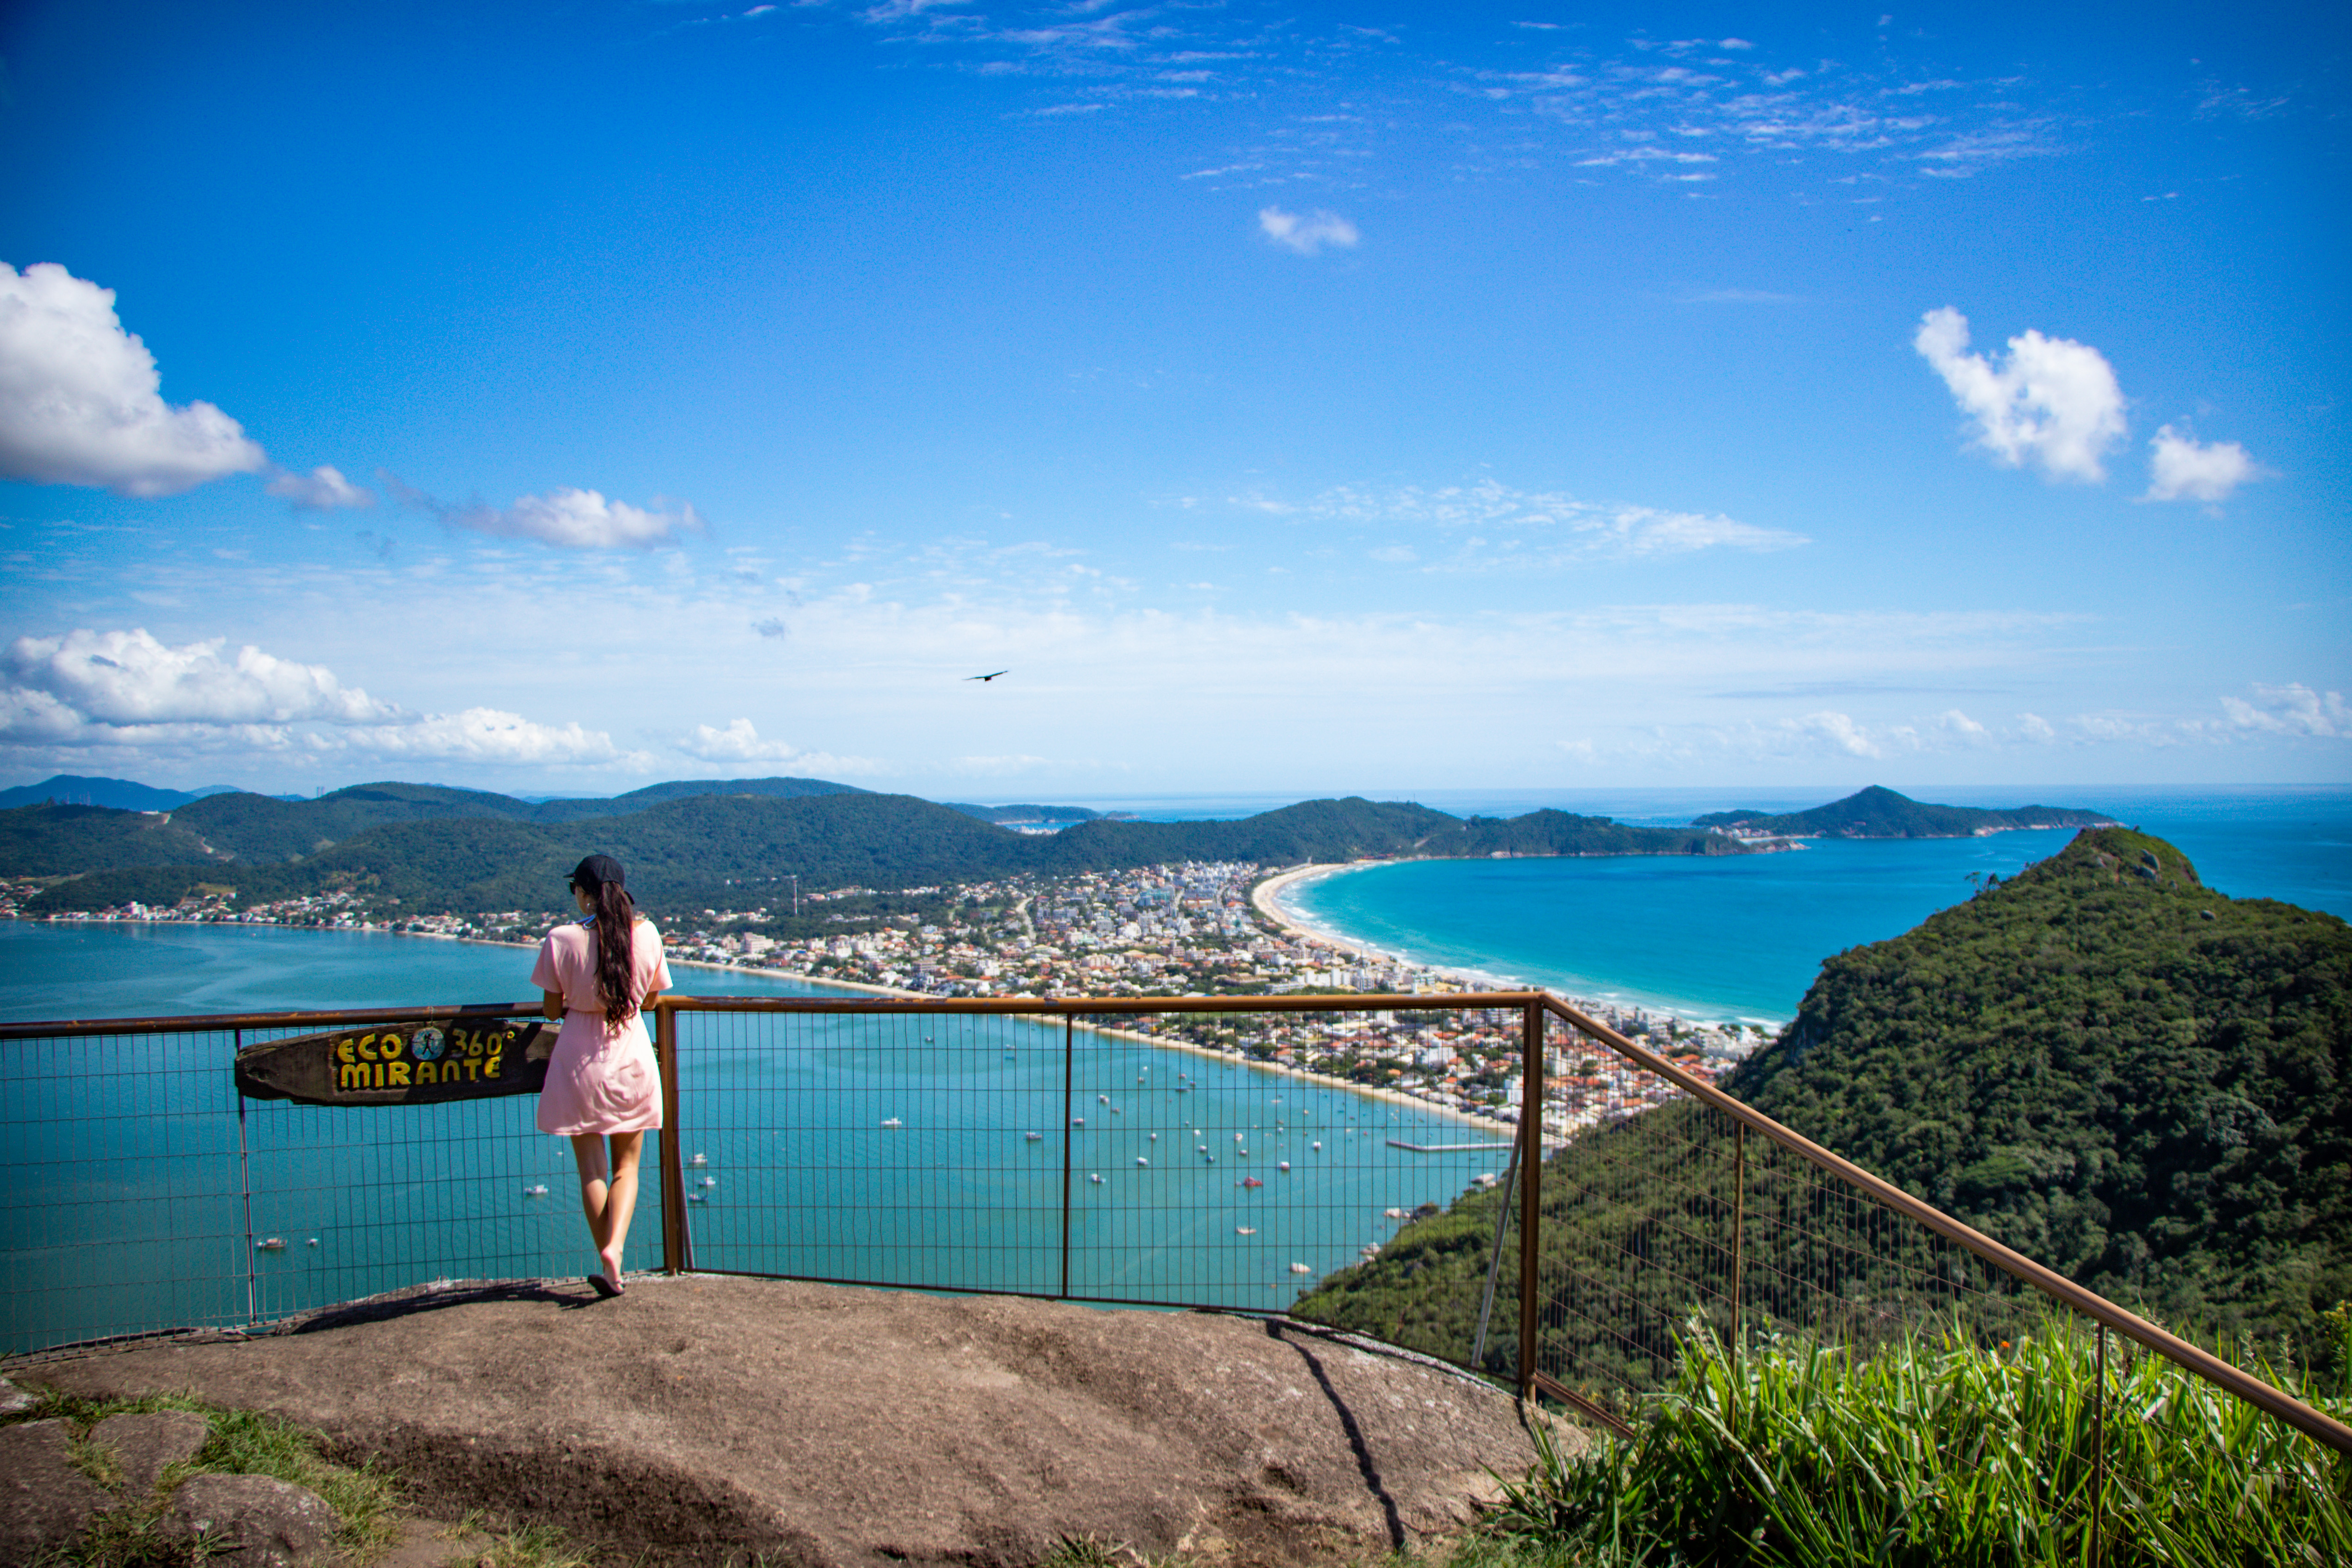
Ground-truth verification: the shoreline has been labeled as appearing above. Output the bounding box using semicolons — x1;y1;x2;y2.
6;915;1518;1138
1249;861;1781;1031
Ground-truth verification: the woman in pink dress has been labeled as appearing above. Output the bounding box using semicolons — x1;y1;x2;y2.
531;853;672;1297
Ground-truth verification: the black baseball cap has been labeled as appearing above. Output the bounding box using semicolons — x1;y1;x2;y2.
568;854;626;890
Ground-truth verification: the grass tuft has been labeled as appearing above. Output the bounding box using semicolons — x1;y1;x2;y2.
6;1387;404;1567
1473;1315;2352;1567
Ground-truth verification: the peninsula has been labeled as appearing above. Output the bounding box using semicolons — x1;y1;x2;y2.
1694;784;2116;840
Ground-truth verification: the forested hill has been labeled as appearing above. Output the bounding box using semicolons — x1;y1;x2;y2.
1296;827;2351;1376
1693;784;2116;838
1733;826;2350;1336
12;790;1758;916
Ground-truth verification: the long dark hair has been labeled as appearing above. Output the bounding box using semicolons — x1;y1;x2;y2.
571;856;640;1026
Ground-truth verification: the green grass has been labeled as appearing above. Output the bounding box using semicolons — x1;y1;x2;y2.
1469;1316;2352;1568
8;1389;403;1567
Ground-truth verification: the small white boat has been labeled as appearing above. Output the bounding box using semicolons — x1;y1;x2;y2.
1236;1226;1256;1235
1098;1094;1110;1104
1025;1132;1044;1142
1278;1162;1290;1172
1312;1141;1322;1151
688;1192;706;1204
1289;1262;1312;1275
256;1238;285;1251
689;1153;708;1166
698;1176;717;1188
306;1237;319;1247
1136;1157;1149;1167
1072;1117;1085;1127
1149;1132;1158;1141
524;1184;549;1196
1089;1173;1104;1184
1206;1155;1216;1164
881;1117;903;1128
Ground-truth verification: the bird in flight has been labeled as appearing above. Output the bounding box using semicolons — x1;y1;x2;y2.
967;670;1009;682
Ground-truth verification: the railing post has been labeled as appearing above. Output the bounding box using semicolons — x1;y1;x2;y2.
656;1002;687;1275
1059;1014;1074;1300
1731;1121;1746;1350
234;1028;256;1327
1516;1001;1544;1399
2092;1319;2107;1568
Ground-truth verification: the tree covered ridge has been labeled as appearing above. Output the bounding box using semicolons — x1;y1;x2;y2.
10;789;1760;916
1693;784;2117;838
1731;826;2350;1344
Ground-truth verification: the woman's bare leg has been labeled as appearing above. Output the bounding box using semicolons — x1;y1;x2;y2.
599;1132;645;1285
569;1133;613;1278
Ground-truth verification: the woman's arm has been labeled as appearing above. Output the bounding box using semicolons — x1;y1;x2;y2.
542;989;565;1020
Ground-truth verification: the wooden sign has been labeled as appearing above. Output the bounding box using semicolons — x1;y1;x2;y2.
234;1017;552;1107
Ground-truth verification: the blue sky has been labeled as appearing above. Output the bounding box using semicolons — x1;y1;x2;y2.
0;0;2343;800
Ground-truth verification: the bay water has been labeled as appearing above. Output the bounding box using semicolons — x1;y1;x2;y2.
5;784;2343;1352
0;925;1505;1354
1278;786;2352;1026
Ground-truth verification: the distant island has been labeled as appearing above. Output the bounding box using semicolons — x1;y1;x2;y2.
0;775;1763;919
1694;784;2117;839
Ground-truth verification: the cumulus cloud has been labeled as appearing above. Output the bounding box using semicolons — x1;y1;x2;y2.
3;628;398;730
1790;710;1880;757
677;718;881;774
0;626;623;764
1259;206;1360;256
388;476;703;549
0;262;268;496
1913;306;2126;483
2221;683;2347;738
265;464;372;510
351;708;623;763
2145;424;2259;503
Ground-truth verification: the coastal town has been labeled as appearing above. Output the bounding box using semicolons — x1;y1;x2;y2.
2;858;1769;1142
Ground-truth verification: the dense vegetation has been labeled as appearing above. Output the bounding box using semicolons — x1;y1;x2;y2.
1693;784;2115;838
945;802;1106;823
11;786;1759;915
1299;828;2352;1390
1467;1316;2351;1568
0;803;227;875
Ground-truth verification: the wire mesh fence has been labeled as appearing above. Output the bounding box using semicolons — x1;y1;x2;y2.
5;987;2346;1492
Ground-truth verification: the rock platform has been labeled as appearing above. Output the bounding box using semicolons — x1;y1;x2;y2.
15;1274;1554;1567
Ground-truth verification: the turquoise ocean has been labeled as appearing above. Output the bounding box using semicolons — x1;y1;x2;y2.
3;783;2344;1352
0;926;1509;1354
1275;785;2352;1026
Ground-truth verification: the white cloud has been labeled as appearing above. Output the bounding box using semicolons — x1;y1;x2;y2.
390;477;703;549
1913;306;2126;483
0;626;629;766
681;718;804;762
2220;683;2347;738
2;628;398;730
351;708;624;764
1258;206;1361;256
0;262;268;496
677;717;883;774
265;465;372;510
2017;712;2057;743
1240;478;1807;562
2145;424;2259;504
1791;710;1880;757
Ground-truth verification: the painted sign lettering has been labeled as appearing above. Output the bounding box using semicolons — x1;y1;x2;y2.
234;1017;552;1106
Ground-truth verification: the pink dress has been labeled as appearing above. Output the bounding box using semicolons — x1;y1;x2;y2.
530;917;674;1136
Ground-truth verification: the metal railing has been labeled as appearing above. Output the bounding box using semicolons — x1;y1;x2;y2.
5;988;2347;1488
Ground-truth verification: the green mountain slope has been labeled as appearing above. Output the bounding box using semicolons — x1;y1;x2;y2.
0;804;228;875
1693;784;2116;838
19;789;1763;915
1739;826;2350;1335
1297;828;2352;1384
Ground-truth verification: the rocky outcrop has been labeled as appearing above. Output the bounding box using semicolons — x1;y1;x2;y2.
21;1275;1553;1567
